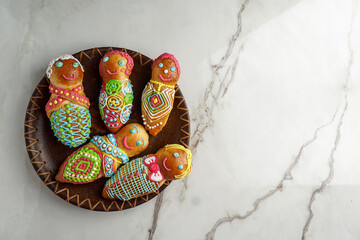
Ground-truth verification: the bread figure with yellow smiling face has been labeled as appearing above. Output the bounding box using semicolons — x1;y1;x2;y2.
99;51;134;133
45;55;91;147
55;123;149;184
141;53;181;136
102;144;192;201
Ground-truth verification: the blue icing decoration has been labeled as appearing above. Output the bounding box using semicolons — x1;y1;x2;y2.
136;140;141;146
173;152;179;157
104;156;115;177
56;61;63;67
130;129;136;134
170;66;175;72
119;60;125;66
105;156;160;201
91;135;129;163
103;56;109;62
50;104;91;147
73;62;79;67
178;165;183;170
158;63;163;68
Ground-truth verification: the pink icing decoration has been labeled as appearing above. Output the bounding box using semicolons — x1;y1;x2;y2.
123;177;127;181
107;187;111;190
152;53;181;75
99;50;134;76
129;174;133;179
162;157;171;171
106;69;118;75
142;169;147;174
158;74;172;82
46;83;90;112
150;164;160;172
136;172;140;176
62;73;75;81
122;136;133;150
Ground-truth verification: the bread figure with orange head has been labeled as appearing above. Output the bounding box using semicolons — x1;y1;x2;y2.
55;124;149;184
45;55;91;147
99;51;135;133
141;53;181;136
102;144;192;201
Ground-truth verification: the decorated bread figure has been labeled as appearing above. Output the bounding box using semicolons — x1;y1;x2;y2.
99;51;135;133
45;55;91;148
141;53;181;136
55;123;149;184
102;144;192;201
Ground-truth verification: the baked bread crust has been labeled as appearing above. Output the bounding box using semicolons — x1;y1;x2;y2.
141;53;181;136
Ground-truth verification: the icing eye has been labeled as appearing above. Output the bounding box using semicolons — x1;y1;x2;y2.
173;153;179;157
178;165;184;170
55;62;63;67
170;66;176;72
158;63;163;68
130;129;136;134
103;56;109;62
136;140;142;146
119;60;125;66
73;62;79;68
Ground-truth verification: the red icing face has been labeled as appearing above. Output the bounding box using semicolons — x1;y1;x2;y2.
152;58;180;86
99;54;129;82
50;58;84;88
115;124;149;157
156;147;189;180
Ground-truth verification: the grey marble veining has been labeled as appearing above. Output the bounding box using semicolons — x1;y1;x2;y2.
1;0;360;239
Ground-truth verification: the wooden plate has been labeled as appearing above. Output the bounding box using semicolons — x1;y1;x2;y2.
24;47;190;211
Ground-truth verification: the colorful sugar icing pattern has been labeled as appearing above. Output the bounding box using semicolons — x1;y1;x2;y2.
99;80;134;129
141;82;174;129
105;156;160;201
50;103;91;147
62;147;102;183
91;134;130;164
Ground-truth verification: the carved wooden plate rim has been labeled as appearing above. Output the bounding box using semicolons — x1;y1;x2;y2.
24;47;190;211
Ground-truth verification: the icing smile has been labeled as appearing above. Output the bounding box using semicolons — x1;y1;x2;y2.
106;69;118;75
162;157;171;171
122;136;133;150
158;74;172;81
62;74;75;81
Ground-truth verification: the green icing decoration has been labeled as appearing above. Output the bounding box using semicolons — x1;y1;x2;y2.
50;104;91;148
105;79;122;95
99;106;104;120
62;147;101;183
124;93;134;105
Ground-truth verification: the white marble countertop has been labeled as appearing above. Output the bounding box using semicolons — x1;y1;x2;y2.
1;0;360;239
